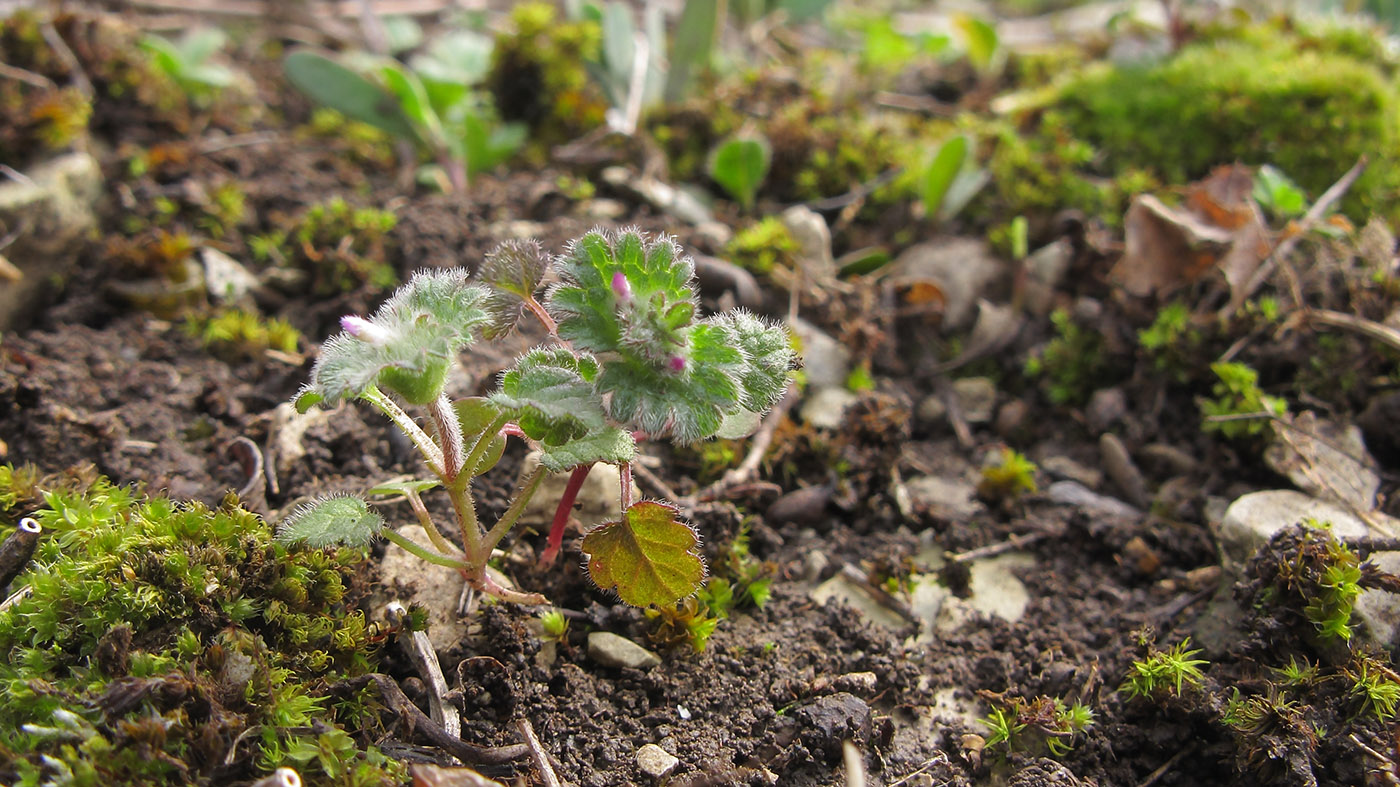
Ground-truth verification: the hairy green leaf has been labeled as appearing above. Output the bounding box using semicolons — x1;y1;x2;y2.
283;50;421;143
714;310;794;413
364;478;441;498
539;426;636;472
276;495;384;548
548;228;697;365
479;239;550;338
306;268;489;405
492;347;607;445
582;501;706;607
708;136;771;211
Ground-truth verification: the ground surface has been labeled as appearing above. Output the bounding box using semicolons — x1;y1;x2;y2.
2;5;1399;786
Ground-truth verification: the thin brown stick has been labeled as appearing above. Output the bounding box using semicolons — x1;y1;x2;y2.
950;531;1047;563
0;517;41;590
631;460;681;502
514;719;562;787
388;602;461;740
0;62;55;89
1135;745;1194;787
1307;308;1400;355
1225;156;1368;317
333;674;528;765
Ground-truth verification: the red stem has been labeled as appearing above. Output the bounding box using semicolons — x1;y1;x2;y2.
619;462;633;509
539;462;594;566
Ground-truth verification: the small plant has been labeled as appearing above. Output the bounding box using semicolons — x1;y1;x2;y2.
726;217;798;276
977;447;1037;501
260;198;399;295
1346;655;1400;720
708;135;772;212
1200;362;1287;439
1272;655;1320;688
980;695;1094;758
538;608;570;642
284;38;523;192
1120;638;1209;701
1138;301;1203;383
1024;308;1115;406
280;228;795;608
646;596;720;652
1252;164;1306;220
1263;520;1365;642
920;134;987;223
139;28;236;104
187;308;300;360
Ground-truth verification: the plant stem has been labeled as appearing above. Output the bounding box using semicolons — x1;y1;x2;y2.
429;394;465;482
524;296;558;337
481;463;547;556
361;386;444;475
447;478;482;568
381;528;470;570
619;462;633;509
540;463;593;566
405;488;456;556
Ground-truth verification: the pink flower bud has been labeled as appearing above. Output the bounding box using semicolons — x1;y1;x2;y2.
341;315;393;345
611;271;632;303
668;354;687;374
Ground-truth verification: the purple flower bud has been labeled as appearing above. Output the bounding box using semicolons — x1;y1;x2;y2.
341;315;393;345
668;355;687;374
611;271;632;303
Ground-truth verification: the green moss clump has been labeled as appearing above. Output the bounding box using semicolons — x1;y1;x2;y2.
255;198;398;296
187;307;301;360
1055;29;1400;221
727;217;798;275
487;2;605;154
0;470;402;786
1024;308;1122;406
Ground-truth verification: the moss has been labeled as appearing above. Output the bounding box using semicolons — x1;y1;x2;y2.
256;198;398;296
487;2;605;155
726;217;798;275
1055;28;1400;221
0;470;402;785
187;307;301;360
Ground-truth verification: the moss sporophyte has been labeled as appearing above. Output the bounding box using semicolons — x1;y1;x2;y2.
280;228;796;608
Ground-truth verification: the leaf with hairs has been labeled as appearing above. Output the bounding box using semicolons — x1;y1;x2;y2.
582;501;705;607
276;495;383;548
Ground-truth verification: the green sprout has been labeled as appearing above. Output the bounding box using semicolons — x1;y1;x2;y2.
1119;638;1209;701
981;696;1092;758
538;608;570;642
139;28;236;104
1200;362;1287;439
280;229;796;609
977;448;1038;501
1346;656;1400;720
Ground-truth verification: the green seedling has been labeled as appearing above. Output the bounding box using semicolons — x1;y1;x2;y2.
727;217;798;276
1200;361;1287;439
1261;520;1365;642
708;135;772;211
1253;164;1306;220
981;695;1094;758
1346;655;1400;720
280;229;796;608
977;448;1037;501
139;28;236;103
284;40;523;193
538;608;570;642
920;134;987;222
646;596;721;652
1024;308;1115;406
1120;638;1208;701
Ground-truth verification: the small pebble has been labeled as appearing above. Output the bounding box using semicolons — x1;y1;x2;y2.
1100;433;1149;509
636;744;679;780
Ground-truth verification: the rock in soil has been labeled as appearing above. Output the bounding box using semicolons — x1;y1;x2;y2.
375;525;467;653
587;631;661;670
795;692;872;761
635;743;680;780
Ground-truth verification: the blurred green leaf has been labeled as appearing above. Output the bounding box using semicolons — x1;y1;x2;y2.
708;136;771;211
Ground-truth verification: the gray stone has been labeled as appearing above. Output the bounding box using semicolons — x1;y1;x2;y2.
789;318;850;390
1046;480;1141;519
1217;490;1371;574
904;475;983;520
1086;387;1128;433
1140;443;1201;476
885;238;1006;331
588;632;661;669
965;552;1034;623
1040;456;1103;489
517;451;621;529
635;744;679;780
801;387;858;429
951;377;997;424
1099;433;1149;509
1021;237;1074;316
0;152;102;331
781;205;835;281
804;549;831;582
1355;551;1400;649
915;395;947;427
201;247;260;304
377;525;468;653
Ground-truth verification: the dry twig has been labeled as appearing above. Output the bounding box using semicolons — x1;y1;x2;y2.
514;718;562;787
333;674;528;765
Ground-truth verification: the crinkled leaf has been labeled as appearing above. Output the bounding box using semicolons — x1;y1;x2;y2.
276;495;383;548
714;310;795;413
539;426;636;472
453;397;507;476
365;477;442;498
599;320;746;442
491;347;607;445
547;228;697;365
307;269;489;405
582;501;706;607
480;239;550;338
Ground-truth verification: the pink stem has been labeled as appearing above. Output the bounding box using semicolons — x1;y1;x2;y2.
539;463;594;566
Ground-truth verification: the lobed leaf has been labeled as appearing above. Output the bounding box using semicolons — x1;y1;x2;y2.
276;495;384;548
582;501;706;607
491;347;607;445
712;310;795;414
538;426;636;473
306;269;490;405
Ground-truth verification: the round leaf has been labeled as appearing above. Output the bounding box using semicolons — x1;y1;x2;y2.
582;501;706;607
